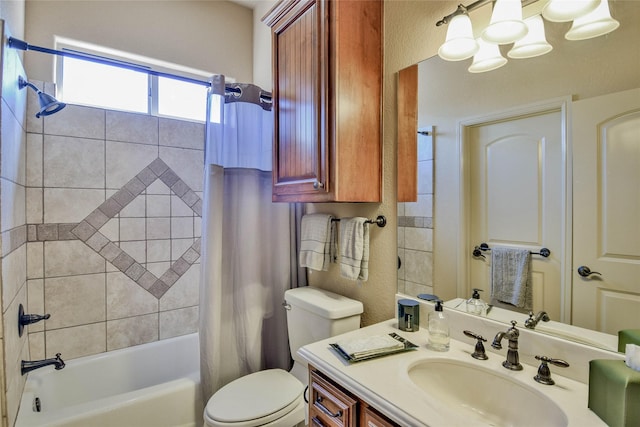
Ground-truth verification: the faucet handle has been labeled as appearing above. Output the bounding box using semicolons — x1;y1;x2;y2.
463;330;488;360
54;353;65;370
534;355;569;385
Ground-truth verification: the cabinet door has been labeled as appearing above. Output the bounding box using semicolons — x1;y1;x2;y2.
309;370;357;427
270;0;329;201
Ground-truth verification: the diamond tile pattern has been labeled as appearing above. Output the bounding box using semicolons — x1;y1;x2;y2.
71;158;202;298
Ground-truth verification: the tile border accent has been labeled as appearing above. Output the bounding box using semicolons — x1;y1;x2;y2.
398;216;433;229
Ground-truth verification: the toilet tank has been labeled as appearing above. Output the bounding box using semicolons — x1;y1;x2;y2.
284;287;363;364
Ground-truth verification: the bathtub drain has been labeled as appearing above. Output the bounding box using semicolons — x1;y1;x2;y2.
33;397;41;412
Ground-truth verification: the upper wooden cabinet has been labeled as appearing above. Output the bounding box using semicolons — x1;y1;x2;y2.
263;0;383;202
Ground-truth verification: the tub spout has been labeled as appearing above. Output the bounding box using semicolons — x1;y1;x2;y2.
21;353;65;376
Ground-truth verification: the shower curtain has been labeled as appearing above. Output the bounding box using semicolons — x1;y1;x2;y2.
199;76;300;401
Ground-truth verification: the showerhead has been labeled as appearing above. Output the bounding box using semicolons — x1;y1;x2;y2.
18;76;66;118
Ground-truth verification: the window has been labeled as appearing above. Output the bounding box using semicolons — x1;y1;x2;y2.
157;76;207;122
62;57;149;114
56;39;210;122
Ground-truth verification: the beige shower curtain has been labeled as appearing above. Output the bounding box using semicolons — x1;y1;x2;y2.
199;76;297;401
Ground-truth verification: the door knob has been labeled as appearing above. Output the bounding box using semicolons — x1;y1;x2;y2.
577;266;602;278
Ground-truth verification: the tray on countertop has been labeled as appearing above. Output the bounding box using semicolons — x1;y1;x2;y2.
330;332;418;363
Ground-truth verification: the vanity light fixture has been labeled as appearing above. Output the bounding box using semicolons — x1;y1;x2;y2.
482;0;528;44
469;38;508;73
541;0;600;22
565;0;619;41
438;11;479;61
508;14;553;59
436;0;620;73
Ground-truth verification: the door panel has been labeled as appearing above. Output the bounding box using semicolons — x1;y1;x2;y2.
572;88;640;333
468;110;563;318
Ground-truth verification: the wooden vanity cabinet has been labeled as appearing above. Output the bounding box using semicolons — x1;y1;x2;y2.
309;367;400;427
310;370;357;426
263;0;383;202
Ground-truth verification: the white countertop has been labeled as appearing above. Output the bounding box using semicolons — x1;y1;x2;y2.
299;319;607;427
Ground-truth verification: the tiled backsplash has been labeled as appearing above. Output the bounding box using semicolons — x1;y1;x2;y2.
24;84;204;360
397;131;434;297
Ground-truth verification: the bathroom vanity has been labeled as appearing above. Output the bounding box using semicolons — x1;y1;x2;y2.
300;298;622;426
308;367;398;427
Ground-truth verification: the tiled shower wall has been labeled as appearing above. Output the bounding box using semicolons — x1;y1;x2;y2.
397;130;434;297
1;23;31;426
24;81;204;362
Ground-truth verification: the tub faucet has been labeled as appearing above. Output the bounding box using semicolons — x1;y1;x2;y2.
491;321;523;371
524;310;550;329
21;353;65;376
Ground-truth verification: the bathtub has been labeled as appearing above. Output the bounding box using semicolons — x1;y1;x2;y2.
16;333;203;427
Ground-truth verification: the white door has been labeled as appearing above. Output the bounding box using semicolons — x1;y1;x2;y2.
572;88;640;334
467;108;564;319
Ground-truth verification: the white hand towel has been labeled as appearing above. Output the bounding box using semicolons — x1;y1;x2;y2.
626;344;640;371
490;246;532;311
299;214;336;271
339;217;370;281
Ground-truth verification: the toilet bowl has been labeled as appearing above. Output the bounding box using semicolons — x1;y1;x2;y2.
203;287;363;427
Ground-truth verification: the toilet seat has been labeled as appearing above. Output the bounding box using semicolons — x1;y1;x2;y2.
205;369;304;427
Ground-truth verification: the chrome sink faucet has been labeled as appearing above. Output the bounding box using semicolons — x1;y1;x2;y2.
524;310;550;329
21;353;65;376
491;320;523;371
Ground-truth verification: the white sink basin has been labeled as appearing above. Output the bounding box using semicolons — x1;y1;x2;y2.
408;359;568;427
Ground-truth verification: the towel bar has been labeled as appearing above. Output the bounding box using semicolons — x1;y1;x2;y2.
331;215;387;228
472;243;550;259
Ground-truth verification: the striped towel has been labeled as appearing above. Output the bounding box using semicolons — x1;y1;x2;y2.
299;214;336;271
339;217;370;281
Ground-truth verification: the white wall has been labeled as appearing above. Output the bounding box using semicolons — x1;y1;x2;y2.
0;0;25;40
253;1;276;90
24;1;253;83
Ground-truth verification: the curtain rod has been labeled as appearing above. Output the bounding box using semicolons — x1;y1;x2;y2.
7;37;272;102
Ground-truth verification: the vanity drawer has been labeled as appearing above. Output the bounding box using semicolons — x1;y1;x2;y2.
309;370;358;427
360;405;399;427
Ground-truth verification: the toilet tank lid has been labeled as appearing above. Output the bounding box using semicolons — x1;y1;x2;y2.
285;287;363;319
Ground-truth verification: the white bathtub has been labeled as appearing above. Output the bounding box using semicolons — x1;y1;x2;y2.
16;333;203;427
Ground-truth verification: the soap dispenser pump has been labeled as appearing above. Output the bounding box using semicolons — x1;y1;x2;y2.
466;288;488;316
427;300;450;352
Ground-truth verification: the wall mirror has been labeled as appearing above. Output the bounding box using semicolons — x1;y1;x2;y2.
397;0;640;353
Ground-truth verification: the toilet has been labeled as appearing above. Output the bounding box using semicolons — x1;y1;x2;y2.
203;286;364;427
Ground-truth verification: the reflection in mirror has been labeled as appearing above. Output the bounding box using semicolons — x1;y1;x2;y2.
397;1;640;353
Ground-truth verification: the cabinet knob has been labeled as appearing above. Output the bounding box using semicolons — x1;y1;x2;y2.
313;180;325;190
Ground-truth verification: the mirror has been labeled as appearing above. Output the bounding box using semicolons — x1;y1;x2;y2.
397;1;640;353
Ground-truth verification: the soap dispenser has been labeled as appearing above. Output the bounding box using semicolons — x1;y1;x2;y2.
427;300;450;352
466;288;488;316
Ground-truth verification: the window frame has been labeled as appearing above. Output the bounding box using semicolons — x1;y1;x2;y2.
54;38;215;123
